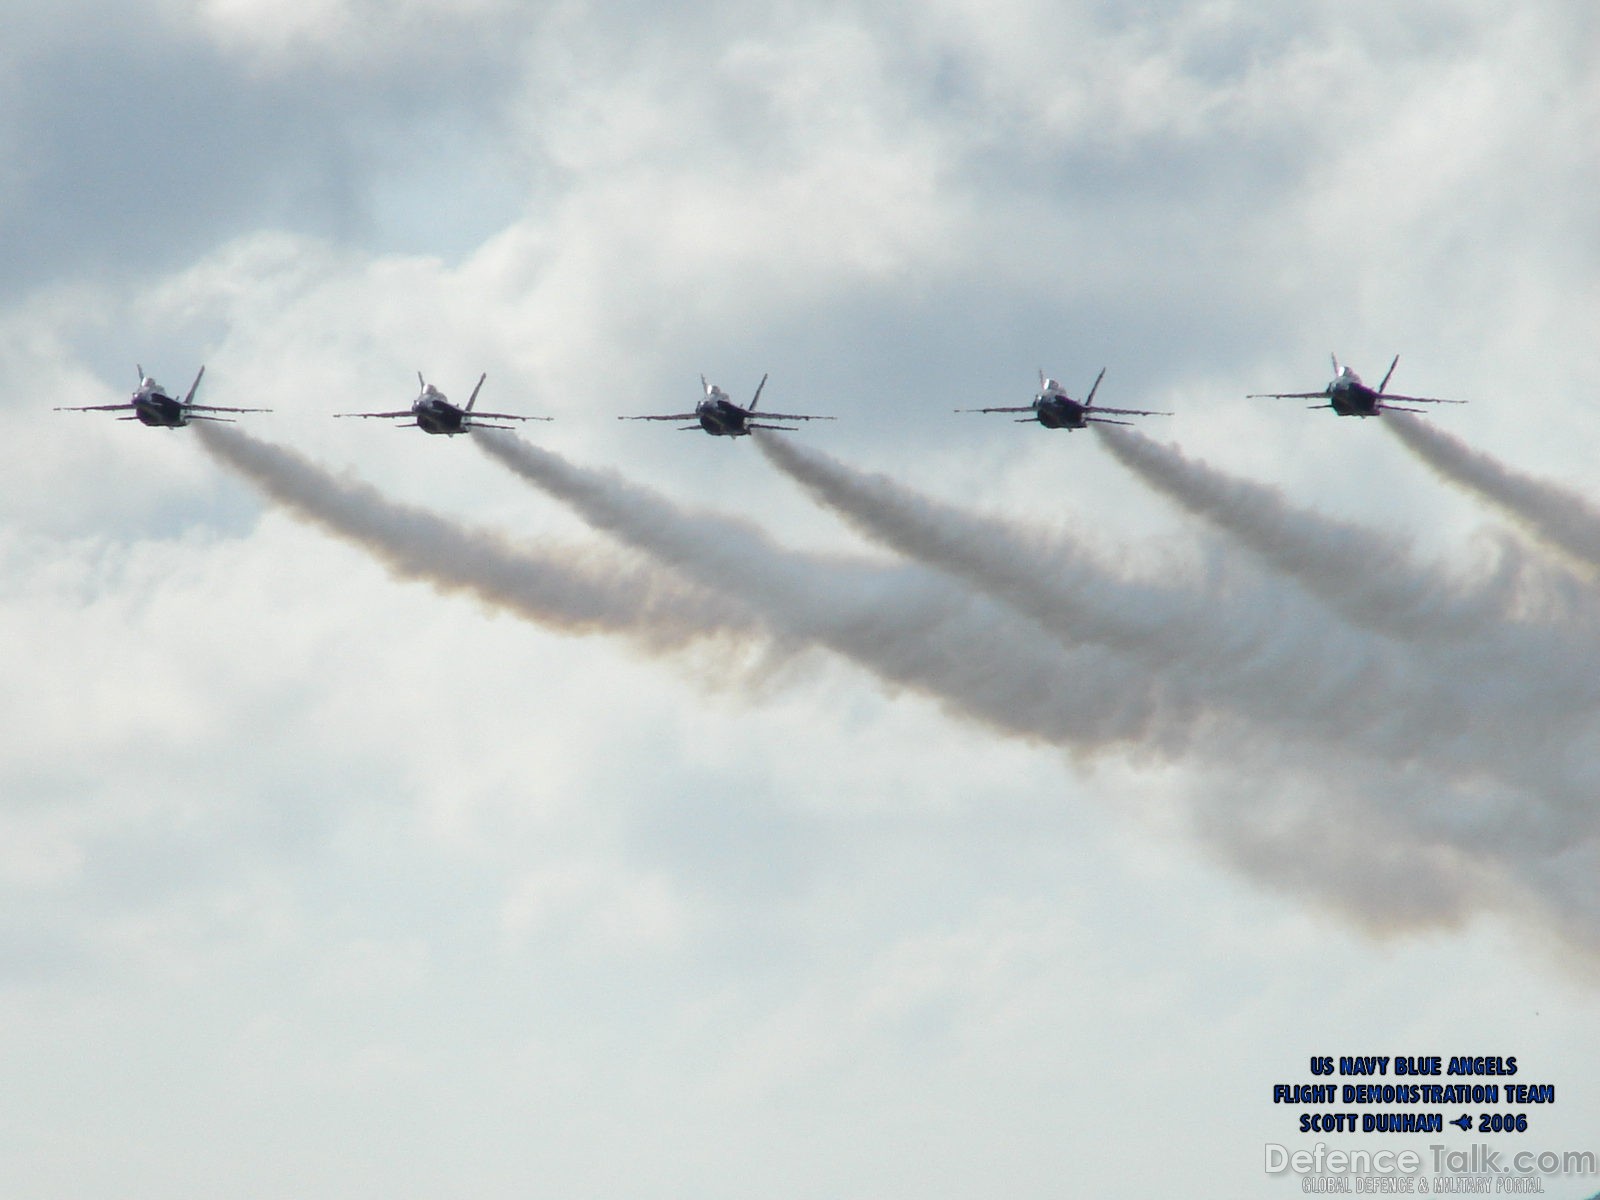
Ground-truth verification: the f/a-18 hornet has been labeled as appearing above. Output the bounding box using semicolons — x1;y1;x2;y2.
55;366;268;427
1248;355;1467;417
958;369;1170;429
335;373;551;434
618;374;834;436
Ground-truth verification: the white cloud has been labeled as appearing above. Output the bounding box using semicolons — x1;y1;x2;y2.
184;0;517;71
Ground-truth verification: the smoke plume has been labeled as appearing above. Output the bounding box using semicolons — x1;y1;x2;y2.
1386;412;1600;575
473;429;1194;751
476;431;1600;951
196;424;1600;957
195;423;760;654
1094;425;1548;642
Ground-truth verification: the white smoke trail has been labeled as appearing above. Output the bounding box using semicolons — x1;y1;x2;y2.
1094;424;1600;794
475;431;1600;952
757;433;1414;731
473;429;1192;751
1386;412;1600;575
190;424;1600;956
195;423;761;654
757;433;1600;847
1094;425;1554;642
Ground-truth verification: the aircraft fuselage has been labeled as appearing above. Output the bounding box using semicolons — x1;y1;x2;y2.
1326;377;1381;417
414;397;470;435
133;391;188;427
695;398;752;436
1032;394;1090;429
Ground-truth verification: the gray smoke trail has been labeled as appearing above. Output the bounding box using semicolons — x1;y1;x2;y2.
1094;425;1553;643
1386;412;1600;575
756;433;1600;846
195;423;761;654
473;430;1188;751
475;432;1600;951
1095;427;1600;839
757;432;1410;726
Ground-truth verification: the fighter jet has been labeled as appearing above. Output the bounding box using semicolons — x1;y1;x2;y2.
335;373;550;435
1248;355;1467;417
958;369;1170;429
55;366;268;427
618;374;834;437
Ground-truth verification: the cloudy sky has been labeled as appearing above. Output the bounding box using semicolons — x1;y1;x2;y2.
4;1;1599;1195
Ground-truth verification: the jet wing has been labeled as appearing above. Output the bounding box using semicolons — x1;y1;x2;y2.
618;413;701;421
955;406;1035;414
1246;391;1329;399
1379;395;1467;405
190;405;272;413
1090;406;1172;417
334;410;417;419
753;412;833;422
467;411;554;422
55;403;136;412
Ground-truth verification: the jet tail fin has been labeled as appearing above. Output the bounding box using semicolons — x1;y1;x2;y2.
1376;354;1400;395
1084;367;1106;408
182;365;205;407
466;372;486;412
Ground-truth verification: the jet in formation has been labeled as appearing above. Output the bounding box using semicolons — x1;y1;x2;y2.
619;374;834;436
1249;355;1467;417
958;369;1171;429
335;373;551;435
54;366;269;427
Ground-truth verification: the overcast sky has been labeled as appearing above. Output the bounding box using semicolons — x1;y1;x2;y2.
3;2;1599;1196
